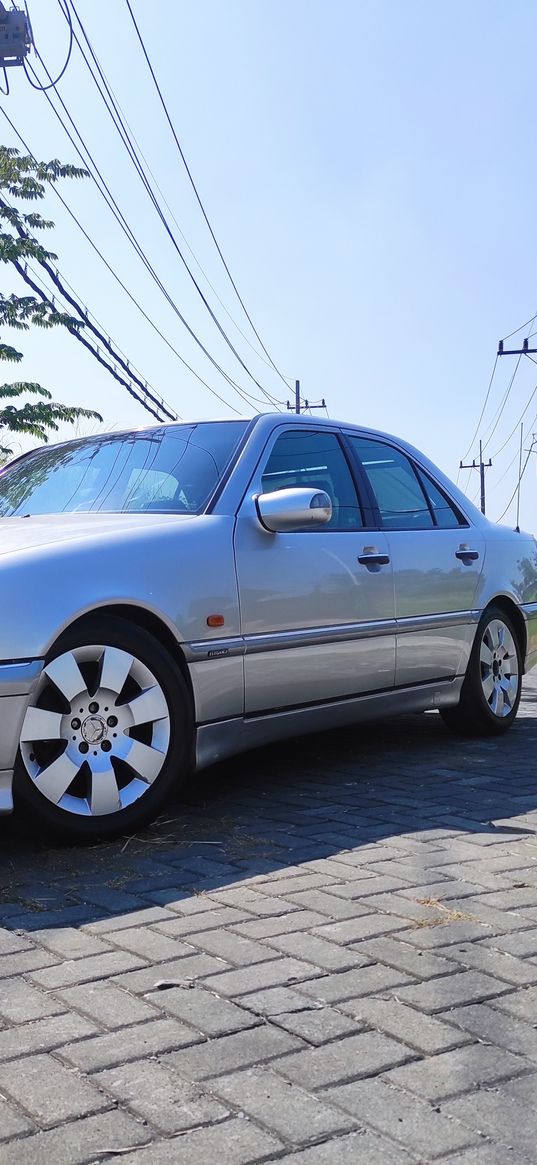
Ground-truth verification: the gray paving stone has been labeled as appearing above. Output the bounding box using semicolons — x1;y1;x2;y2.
394;921;494;947
93;1118;284;1165
184;928;279;965
256;873;341;897
393;970;512;1012
0;1012;98;1060
255;1129;417;1163
232;910;328;938
0;929;33;956
341;996;472;1054
297;963;413;1004
164;1024;301;1079
114;953;227;993
326;1077;478;1157
385;1043;532;1100
201;957;322;997
210;1066;356;1144
83;906;175;934
0;949;57;978
0;977;65;1023
206;887;302;915
263;930;370;971
446;1091;537;1161
96;1058;229;1133
439;1147;531;1165
434;941;537;985
55;981;160;1030
481;930;537;958
0;1052;107;1127
446;1002;537;1059
500;1071;537;1103
271;1006;362;1046
312;915;407;944
144;985;259;1036
29;926;110;960
0;1096;34;1141
357;935;459;979
492;985;537;1022
29;950;147;990
102;925;195;961
0;1108;152;1164
154;906;251;937
59;1016;204;1071
239;986;325;1016
272;1030;414;1089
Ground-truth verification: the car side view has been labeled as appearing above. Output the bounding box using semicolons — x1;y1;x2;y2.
0;413;536;840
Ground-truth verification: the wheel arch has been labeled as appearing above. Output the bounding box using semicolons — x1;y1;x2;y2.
482;595;527;669
48;603;195;709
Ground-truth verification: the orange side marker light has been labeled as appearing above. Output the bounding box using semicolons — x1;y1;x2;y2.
207;614;225;628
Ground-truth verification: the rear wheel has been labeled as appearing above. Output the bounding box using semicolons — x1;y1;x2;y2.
440;606;522;736
14;616;192;840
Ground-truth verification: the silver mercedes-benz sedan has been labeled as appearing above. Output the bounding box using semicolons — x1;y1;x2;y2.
0;413;536;840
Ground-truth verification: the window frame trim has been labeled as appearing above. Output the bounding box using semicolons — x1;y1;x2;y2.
243;424;373;534
344;433;469;532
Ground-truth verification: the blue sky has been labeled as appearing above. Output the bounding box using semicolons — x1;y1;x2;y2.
3;0;537;529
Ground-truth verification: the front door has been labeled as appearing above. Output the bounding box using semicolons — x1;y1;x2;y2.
234;426;396;714
347;435;485;687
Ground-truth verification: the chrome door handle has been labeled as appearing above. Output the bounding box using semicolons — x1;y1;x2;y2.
358;550;391;567
455;547;479;562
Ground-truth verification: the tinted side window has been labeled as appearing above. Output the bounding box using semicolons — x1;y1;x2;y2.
261;430;363;529
417;471;466;529
349;437;433;529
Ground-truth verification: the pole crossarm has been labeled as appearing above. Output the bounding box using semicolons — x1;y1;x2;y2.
498;339;537;356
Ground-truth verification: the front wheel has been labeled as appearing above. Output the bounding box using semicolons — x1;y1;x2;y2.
440;606;523;736
14;616;192;841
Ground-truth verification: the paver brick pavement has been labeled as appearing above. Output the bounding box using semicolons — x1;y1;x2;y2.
1;675;537;1161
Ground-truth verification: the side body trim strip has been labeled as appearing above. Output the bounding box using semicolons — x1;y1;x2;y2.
184;610;480;662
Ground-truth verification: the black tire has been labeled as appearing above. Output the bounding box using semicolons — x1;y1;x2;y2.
440;605;523;737
14;616;193;841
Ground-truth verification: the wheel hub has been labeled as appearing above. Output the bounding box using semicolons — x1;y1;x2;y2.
81;714;108;744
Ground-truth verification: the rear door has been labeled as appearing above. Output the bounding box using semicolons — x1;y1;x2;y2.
347;435;484;687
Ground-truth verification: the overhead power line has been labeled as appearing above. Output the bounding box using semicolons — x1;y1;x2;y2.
479;353;523;453
23;10;282;414
22;0;73;90
122;0;290;391
497;435;537;523
64;1;288;388
459;354;498;473
0;108;250;417
10;205;179;422
1;189;180;420
59;4;283;410
16;261;166;423
0;105;255;417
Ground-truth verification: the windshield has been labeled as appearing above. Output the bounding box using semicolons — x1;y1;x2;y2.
0;421;248;517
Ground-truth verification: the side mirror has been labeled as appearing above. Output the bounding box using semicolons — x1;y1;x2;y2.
256;487;332;533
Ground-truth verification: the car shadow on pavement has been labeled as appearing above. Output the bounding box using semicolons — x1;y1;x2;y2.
1;686;537;934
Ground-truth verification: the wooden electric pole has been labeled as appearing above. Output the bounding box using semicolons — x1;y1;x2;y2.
286;379;327;415
459;440;492;515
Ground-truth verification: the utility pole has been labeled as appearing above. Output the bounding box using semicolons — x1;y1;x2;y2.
459;440;492;515
516;423;524;531
286;379;327;415
515;431;537;530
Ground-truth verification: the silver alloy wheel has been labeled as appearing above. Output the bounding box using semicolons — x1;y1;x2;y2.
479;618;519;718
20;645;171;816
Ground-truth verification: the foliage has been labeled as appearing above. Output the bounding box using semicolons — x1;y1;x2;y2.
0;146;102;461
